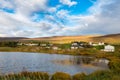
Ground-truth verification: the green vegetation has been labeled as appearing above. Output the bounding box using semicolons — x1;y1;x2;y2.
72;73;86;80
0;70;119;80
0;72;49;80
51;72;72;80
85;70;120;80
0;42;18;47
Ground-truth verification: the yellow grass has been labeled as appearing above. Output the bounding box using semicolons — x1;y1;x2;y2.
23;34;120;44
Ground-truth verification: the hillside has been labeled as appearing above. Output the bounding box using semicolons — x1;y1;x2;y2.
0;37;28;42
91;33;120;44
26;35;98;43
29;33;120;44
0;33;120;44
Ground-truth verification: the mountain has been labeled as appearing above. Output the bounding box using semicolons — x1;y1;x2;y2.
91;33;120;44
27;35;99;43
0;33;120;44
0;37;28;41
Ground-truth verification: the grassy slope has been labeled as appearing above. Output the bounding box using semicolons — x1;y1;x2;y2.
25;33;120;44
0;33;120;44
91;33;120;44
28;35;96;43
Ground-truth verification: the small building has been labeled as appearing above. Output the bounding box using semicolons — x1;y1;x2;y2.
98;42;105;46
40;44;47;47
89;42;98;46
89;42;105;46
25;43;38;46
52;46;59;50
71;42;84;49
104;45;115;52
71;46;79;49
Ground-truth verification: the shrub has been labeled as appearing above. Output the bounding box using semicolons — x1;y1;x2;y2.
51;72;72;80
72;73;86;80
85;70;112;80
108;59;120;72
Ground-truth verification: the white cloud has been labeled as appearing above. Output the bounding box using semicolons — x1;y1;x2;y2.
83;0;120;34
56;10;69;18
0;0;120;37
60;0;77;6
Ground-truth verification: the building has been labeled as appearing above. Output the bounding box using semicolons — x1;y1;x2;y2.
104;45;115;52
71;42;84;49
89;42;105;46
98;42;105;46
52;46;59;50
71;46;79;49
25;43;38;46
40;44;47;47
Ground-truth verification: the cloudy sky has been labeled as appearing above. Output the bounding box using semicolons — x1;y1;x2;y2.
0;0;119;37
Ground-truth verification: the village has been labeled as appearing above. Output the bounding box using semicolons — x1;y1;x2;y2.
17;41;115;52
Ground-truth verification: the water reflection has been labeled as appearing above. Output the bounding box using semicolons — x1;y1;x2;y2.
69;56;94;65
53;56;109;69
0;52;109;75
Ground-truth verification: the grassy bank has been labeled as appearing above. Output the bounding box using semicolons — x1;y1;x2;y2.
0;46;102;56
0;70;120;80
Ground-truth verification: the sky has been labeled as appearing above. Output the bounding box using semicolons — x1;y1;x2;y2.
0;0;120;37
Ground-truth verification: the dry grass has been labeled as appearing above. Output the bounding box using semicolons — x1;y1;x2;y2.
25;35;99;44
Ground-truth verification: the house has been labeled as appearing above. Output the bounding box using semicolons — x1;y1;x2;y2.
103;45;115;52
71;46;79;49
71;42;84;49
25;43;38;46
52;46;59;50
89;42;105;46
89;42;98;46
98;42;105;46
40;44;47;47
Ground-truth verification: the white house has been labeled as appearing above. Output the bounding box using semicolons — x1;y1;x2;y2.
52;46;59;50
40;44;47;47
71;46;78;49
89;42;98;46
98;42;105;46
25;43;38;46
104;45;115;52
71;42;84;49
89;42;105;46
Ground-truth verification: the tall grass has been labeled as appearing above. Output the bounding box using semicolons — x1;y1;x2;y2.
51;72;72;80
0;72;49;80
0;70;120;80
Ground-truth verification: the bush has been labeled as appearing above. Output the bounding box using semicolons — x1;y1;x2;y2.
85;70;112;80
72;73;86;80
0;72;49;80
108;59;120;72
51;72;72;80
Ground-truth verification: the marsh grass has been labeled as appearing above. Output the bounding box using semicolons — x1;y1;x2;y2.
0;72;49;80
51;72;72;80
0;70;119;80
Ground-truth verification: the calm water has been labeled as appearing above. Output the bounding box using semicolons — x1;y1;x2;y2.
0;52;109;75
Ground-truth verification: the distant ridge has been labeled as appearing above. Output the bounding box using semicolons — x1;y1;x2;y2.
91;33;120;44
96;33;120;38
0;33;120;44
0;37;29;41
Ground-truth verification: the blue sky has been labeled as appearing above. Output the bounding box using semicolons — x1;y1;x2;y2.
0;0;119;37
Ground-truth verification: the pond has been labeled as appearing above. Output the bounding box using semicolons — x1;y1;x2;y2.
0;52;109;75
